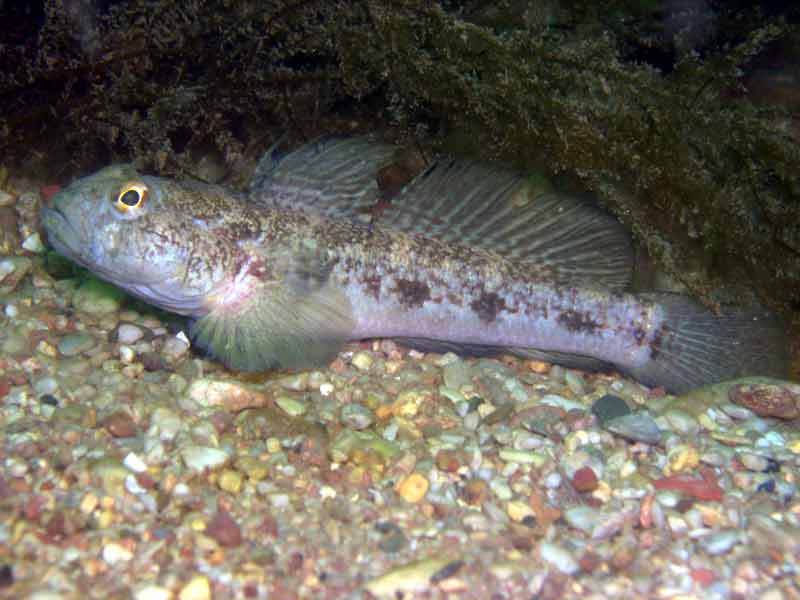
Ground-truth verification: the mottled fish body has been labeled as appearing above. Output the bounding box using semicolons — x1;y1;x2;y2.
41;137;788;393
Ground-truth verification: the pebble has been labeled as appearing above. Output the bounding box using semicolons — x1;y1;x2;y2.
591;394;631;424
699;529;741;555
365;557;461;598
539;541;580;575
218;469;243;493
666;444;700;474
540;393;585;412
72;278;123;315
275;395;307;416
341;403;375;429
178;575;211;600
123;452;148;473
564;371;585;395
180;446;230;472
397;473;429;503
206;510;242;547
605;412;662;444
738;452;771;472
187;378;268;411
134;586;173;600
162;335;190;361
57;334;95;357
351;351;374;371
117;323;145;344
102;542;133;564
658;409;701;436
442;360;472;390
22;232;45;252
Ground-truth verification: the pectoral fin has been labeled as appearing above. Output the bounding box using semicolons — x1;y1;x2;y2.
190;245;354;372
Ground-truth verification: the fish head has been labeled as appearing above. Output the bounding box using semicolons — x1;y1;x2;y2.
41;165;246;316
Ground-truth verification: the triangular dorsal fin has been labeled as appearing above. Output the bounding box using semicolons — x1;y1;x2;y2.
248;135;396;222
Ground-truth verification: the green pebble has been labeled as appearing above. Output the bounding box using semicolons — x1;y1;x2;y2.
498;449;548;466
73;278;124;315
275;396;307;417
57;333;95;357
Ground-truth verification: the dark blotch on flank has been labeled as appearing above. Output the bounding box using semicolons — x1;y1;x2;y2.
394;278;431;308
362;274;382;300
471;291;506;323
557;309;601;334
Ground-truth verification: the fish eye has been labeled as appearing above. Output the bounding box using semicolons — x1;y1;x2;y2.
115;182;148;213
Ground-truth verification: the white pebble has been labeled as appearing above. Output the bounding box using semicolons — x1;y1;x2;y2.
102;542;133;564
124;474;148;495
180;446;230;472
119;345;136;364
123;452;148;473
539;541;580;575
134;585;173;600
117;323;145;344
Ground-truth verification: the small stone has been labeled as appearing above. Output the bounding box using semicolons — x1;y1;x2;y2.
658;409;701;436
22;232;45;253
666;444;700;475
540;393;585;412
564;371;585;395
72;278;124;315
341;403;375;429
206;510;242;547
117;323;145;344
351;351;374;371
178;575;211;600
506;500;535;522
462;478;489;505
730;379;800;420
123;452;148;473
218;469;243;494
102;542;133;564
57;334;95;357
591;394;631;424
605;412;661;444
375;521;409;554
539;541;580;575
365;558;461;598
180;446;230;472
162;335;190;361
275;395;307;416
572;466;599;492
0;257;31;292
498;449;546;465
396;473;429;503
134;586;173;600
186;378;268;411
699;529;740;555
738;452;771;472
103;411;138;438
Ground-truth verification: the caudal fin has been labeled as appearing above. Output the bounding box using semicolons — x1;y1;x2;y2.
625;293;790;395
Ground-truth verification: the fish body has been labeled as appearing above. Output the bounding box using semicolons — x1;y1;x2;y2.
41;137;788;393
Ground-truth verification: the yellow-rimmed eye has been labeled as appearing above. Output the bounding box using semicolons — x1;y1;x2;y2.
115;182;148;212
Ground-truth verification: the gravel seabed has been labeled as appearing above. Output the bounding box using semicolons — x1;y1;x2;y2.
1;179;800;600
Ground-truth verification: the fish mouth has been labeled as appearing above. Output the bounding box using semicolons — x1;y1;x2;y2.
41;205;87;267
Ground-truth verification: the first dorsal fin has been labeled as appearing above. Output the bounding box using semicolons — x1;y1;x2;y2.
249;136;633;290
249;135;396;221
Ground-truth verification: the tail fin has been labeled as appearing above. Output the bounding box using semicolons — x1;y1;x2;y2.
625;293;790;395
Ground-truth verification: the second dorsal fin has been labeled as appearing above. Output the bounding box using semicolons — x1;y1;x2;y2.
250;136;633;290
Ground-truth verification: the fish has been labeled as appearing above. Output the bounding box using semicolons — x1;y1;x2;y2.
40;136;789;394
